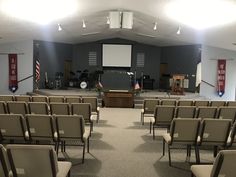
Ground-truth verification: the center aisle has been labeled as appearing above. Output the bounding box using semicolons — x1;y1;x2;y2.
68;108;191;177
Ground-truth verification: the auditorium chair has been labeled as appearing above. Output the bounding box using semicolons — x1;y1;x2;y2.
65;96;81;104
141;99;159;125
15;95;31;103
6;101;28;116
150;105;175;139
218;106;236;123
194;100;209;107
0;95;14;102
48;96;64;103
227;101;236;107
196;107;217;119
82;97;100;123
177;100;193;106
31;95;48;102
28;102;50;115
197;119;231;161
0;144;10;177
54;115;90;163
175;106;196;118
160;99;176;106
162;118;201;166
191;150;236;177
0;101;7;114
210;100;226;107
6;144;72;177
0;114;29;144
50;103;70;115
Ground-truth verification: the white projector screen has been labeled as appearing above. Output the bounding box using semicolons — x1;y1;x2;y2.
102;44;132;67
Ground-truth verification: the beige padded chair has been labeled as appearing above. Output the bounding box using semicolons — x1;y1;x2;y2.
161;99;176;106
0;144;10;177
191;150;236;177
0;114;28;143
227;101;236;107
0;95;14;102
6;144;72;177
82;97;100;123
65;96;81;104
218;106;236;123
177;100;193;106
141;99;159;125
163;118;201;166
50;103;70;115
15;95;31;102
71;103;95;135
210;100;226;107
25;114;56;144
31;95;48;102
28;102;49;115
175;106;196;118
48;96;64;103
196;107;217;119
0;101;7;114
227;122;236;147
7;101;28;116
55;115;90;163
150;105;175;139
194;100;209;107
198;119;231;160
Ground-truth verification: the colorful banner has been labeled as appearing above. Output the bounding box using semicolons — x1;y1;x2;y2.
217;59;226;97
9;54;18;93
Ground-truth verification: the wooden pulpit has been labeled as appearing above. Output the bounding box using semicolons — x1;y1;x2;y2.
171;74;185;95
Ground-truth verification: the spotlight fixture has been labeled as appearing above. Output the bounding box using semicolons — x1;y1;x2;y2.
106;17;110;24
82;20;86;28
153;22;157;31
58;23;62;31
176;26;181;35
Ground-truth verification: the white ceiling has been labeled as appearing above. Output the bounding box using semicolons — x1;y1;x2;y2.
0;0;236;50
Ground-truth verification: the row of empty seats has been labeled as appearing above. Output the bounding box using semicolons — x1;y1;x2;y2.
0;114;90;163
0;144;72;177
162;118;236;166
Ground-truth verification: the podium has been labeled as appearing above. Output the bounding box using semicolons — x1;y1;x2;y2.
170;74;185;95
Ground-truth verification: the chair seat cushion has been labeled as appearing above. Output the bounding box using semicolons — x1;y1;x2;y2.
57;161;72;177
191;165;212;177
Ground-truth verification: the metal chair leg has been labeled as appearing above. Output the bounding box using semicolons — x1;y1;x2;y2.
153;125;155;140
162;138;165;156
168;145;172;166
195;145;200;164
82;144;85;164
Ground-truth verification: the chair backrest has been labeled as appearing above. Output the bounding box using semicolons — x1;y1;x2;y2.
50;103;70;115
65;96;81;104
227;101;236;107
176;106;196;118
194;100;209;107
7;101;28;116
199;119;231;146
154;105;175;124
218;107;236;123
55;115;85;142
210;150;236;177
0;95;13;102
31;96;48;103
7;144;58;177
82;97;98;112
210;101;226;107
48;96;64;103
26;114;54;142
15;95;31;103
71;103;91;122
161;99;176;106
0;144;10;177
169;118;200;144
0;101;7;114
228;122;236;147
177;100;193;106
143;99;159;114
197;107;217;119
0;114;27;141
28;102;49;115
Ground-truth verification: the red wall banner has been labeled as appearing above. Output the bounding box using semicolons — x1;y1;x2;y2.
9;54;18;93
217;59;226;97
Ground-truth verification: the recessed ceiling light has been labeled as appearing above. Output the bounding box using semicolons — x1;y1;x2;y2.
58;24;62;31
82;20;86;28
165;0;236;30
153;22;157;31
1;0;78;25
176;26;181;35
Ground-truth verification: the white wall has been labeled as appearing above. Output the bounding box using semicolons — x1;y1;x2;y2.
200;45;236;100
0;40;33;94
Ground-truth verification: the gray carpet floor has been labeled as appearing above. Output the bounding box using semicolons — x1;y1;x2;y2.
59;108;215;177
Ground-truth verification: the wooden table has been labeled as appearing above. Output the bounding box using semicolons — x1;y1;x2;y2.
103;90;134;108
